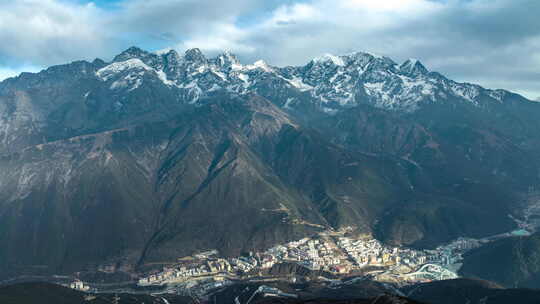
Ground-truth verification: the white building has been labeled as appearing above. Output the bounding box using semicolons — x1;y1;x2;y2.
70;280;90;291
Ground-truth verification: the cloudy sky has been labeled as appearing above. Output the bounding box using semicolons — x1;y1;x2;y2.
1;0;539;99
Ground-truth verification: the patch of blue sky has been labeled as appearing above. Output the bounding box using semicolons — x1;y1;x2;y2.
72;0;123;10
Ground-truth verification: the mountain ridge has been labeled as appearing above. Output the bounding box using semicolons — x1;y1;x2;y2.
1;46;540;279
1;46;526;115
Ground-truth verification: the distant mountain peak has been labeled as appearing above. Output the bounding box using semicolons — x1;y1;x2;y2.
113;46;150;62
217;51;241;69
345;51;383;59
184;48;206;62
247;60;273;72
162;49;182;66
312;53;346;66
163;48;180;57
124;46;146;53
400;58;428;76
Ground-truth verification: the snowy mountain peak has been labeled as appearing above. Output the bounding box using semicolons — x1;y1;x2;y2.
184;48;207;63
163;49;181;61
96;58;152;81
312;54;345;66
216;51;241;69
345;51;383;59
113;46;150;62
400;58;428;76
346;52;393;63
248;60;273;72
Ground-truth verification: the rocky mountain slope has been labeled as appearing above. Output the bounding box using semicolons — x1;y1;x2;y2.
460;233;540;288
1;47;540;277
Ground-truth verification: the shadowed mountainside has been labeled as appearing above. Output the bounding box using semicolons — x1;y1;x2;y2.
460;233;540;288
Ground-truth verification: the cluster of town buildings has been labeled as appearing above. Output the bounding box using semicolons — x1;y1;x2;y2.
137;251;282;286
266;237;346;272
64;231;486;293
340;237;418;267
137;257;233;285
66;234;482;291
133;232;482;287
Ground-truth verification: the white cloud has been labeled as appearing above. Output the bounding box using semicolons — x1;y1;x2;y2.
111;0;252;37
180;24;255;54
0;0;113;65
339;0;440;13
0;68;21;81
270;3;321;25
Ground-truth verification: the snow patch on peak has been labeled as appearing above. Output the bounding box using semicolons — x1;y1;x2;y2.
210;68;228;81
237;73;250;84
486;89;507;102
96;58;176;88
96;59;153;81
344;51;385;61
247;60;273;72
448;82;480;103
156;70;176;86
313;54;345;66
217;51;241;70
285;76;313;91
231;63;244;71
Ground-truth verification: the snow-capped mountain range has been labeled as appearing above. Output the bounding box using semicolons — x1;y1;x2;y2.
93;46;512;113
